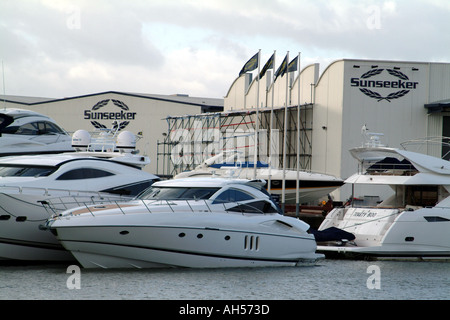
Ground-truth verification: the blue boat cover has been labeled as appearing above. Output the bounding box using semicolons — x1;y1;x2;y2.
309;227;356;242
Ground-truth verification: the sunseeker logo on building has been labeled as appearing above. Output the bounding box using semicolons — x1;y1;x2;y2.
351;68;418;102
84;99;136;130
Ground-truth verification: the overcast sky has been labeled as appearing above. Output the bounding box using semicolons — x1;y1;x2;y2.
1;0;449;100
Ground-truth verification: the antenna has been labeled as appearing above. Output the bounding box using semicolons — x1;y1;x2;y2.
2;60;5;111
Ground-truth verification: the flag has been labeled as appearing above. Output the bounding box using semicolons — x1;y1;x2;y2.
287;56;298;73
258;53;274;79
239;52;259;76
274;54;288;80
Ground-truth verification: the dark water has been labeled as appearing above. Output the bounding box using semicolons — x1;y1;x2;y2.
0;259;448;300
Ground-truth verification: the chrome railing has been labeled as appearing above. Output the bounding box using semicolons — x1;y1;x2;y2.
0;185;132;198
45;198;276;218
39;193;133;216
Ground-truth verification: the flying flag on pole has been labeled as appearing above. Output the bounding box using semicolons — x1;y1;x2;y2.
287;55;298;73
274;54;288;80
258;53;274;79
239;52;259;76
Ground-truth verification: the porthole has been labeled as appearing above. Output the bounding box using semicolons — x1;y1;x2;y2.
197;234;203;239
16;216;27;222
405;237;414;242
224;235;231;241
119;230;129;235
179;232;186;238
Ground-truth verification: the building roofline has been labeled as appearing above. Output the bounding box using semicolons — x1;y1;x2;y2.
0;91;224;109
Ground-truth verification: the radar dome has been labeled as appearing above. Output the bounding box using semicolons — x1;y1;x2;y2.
116;130;136;153
72;130;91;151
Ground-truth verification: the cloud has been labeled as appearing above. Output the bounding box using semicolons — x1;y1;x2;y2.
0;0;449;99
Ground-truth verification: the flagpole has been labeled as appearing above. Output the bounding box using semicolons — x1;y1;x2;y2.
282;51;289;214
268;50;276;194
296;52;301;217
2;61;6;111
253;49;261;180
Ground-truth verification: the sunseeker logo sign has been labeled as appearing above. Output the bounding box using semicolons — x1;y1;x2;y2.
351;68;418;102
84;99;136;130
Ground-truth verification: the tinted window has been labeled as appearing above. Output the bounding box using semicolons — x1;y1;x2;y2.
102;179;159;196
138;187;219;200
1;125;19;134
15;123;39;135
226;200;278;214
38;121;66;135
213;188;255;203
0;165;55;177
4;121;66;135
56;168;114;180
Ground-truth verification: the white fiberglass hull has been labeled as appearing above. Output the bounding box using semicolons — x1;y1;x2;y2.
176;168;343;204
317;207;450;259
316;244;450;260
52;213;322;269
0;193;127;262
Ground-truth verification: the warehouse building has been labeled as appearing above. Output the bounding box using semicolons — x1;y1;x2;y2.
224;58;450;200
0;91;223;174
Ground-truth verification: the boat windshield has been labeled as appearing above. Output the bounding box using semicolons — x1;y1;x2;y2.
138;186;220;201
0;165;56;177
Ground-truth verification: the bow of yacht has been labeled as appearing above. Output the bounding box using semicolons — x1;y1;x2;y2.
47;177;324;269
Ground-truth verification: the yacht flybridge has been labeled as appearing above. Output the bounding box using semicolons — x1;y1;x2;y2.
0;125;159;262
46;177;324;269
175;151;344;205
316;133;450;260
0;108;73;156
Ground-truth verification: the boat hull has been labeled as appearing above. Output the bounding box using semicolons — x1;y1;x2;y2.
176;168;343;204
317;207;450;259
317;245;450;261
0;193;128;262
53;222;321;269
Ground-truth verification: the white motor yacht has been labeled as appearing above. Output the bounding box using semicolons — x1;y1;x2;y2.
175;151;344;205
0;108;73;156
46;177;323;269
0;126;159;262
316;133;450;260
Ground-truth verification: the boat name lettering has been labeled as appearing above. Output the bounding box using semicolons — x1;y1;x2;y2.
353;210;377;218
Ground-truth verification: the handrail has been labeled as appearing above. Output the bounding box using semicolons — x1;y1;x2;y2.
46;198;274;218
400;136;450;159
0;185;129;198
40;193;133;217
